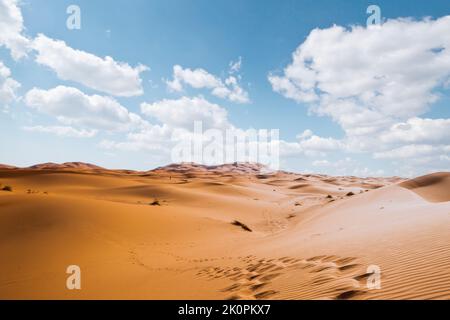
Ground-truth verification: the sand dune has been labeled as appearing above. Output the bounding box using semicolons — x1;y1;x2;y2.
400;172;450;202
0;163;449;299
0;164;17;169
27;162;106;171
247;184;450;300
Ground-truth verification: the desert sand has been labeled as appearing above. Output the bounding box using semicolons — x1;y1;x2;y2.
0;162;449;300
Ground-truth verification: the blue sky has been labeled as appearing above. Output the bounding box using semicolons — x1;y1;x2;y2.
1;0;449;176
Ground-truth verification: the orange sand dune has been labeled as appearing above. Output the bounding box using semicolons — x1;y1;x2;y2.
0;163;449;300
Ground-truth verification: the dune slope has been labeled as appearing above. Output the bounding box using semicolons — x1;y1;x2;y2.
399;172;450;202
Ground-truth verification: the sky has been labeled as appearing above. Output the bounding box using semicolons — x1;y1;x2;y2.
0;0;449;177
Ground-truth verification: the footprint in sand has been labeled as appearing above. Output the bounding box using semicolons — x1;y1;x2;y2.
197;254;371;300
197;255;305;300
302;255;370;299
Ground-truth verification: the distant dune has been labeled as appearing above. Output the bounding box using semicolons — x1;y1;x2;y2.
27;162;106;171
0;164;17;169
0;163;448;299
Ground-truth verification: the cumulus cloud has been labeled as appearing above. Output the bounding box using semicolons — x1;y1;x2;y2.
280;129;343;158
380;117;450;144
214;75;249;104
0;0;30;60
166;65;250;103
270;16;450;170
296;129;313;139
32;34;148;97
23;125;97;138
100;124;176;152
0;60;20;106
104;96;233;155
24;86;147;131
270;16;450;134
141;96;231;130
298;133;343;152
166;65;221;92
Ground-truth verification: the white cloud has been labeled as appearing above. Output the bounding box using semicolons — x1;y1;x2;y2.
166;65;250;103
380;117;450;144
141;96;231;130
104;96;234;155
0;0;30;60
32;34;148;97
269;74;318;103
298;133;343;152
0;60;20;106
24;86;148;131
297;129;313;139
374;144;450;159
270;16;450;136
23;125;97;138
100;124;175;152
214;75;249;104
166;65;221;92
270;16;450;171
280;130;343;157
229;56;242;74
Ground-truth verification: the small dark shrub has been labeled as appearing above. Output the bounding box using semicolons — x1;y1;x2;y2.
149;199;161;206
231;220;252;232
